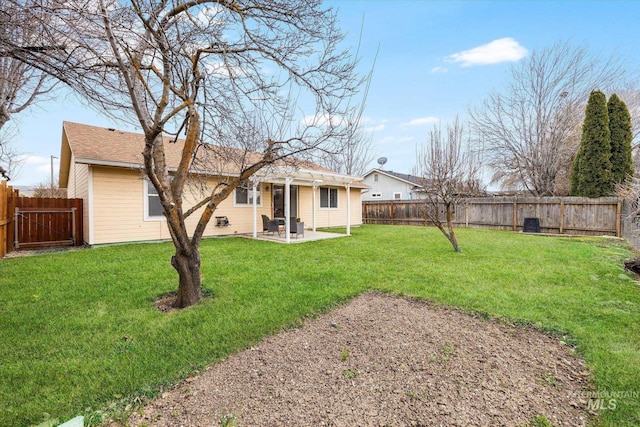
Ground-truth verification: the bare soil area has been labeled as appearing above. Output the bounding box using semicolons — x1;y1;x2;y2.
126;292;592;426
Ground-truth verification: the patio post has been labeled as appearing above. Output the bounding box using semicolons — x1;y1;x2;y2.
312;182;318;232
252;181;258;238
285;177;292;243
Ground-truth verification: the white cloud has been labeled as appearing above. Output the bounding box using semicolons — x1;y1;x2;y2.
302;113;346;128
402;117;439;127
365;124;385;132
446;37;528;67
195;5;224;27
431;66;448;74
359;117;386;133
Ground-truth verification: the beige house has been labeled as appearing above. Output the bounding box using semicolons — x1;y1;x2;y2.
59;122;366;245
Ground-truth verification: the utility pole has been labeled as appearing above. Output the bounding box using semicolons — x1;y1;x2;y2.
50;155;58;196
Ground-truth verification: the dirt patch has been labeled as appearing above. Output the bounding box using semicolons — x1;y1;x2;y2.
126;293;592;426
155;294;179;313
3;246;87;258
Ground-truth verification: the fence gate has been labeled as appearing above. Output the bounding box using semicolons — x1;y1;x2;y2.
11;197;84;251
14;207;77;249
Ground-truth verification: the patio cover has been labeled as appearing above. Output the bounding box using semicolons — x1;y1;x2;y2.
250;166;366;243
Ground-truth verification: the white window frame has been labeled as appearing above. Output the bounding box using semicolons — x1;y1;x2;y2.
393;192;402;200
144;179;165;221
234;182;263;207
320;186;339;209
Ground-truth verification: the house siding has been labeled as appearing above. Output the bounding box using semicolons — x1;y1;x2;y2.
91;167;162;244
362;172;419;201
67;158;90;244
297;186;362;229
88;167;282;244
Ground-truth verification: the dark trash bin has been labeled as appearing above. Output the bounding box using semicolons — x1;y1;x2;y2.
523;217;540;233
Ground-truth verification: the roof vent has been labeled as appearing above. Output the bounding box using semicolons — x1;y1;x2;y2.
107;128;115;131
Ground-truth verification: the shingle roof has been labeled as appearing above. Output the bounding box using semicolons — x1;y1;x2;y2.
59;121;364;188
60;121;268;174
364;168;424;188
382;170;424;186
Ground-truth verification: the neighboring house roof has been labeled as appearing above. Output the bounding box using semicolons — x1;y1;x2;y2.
60;121;367;188
363;168;425;189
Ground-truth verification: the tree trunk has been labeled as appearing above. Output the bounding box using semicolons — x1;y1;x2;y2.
445;205;461;253
171;248;202;308
446;224;461;253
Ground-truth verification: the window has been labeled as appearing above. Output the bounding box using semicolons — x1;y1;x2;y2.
393;192;402;200
145;180;164;220
234;182;262;206
320;187;338;209
374;174;379;182
371;193;382;199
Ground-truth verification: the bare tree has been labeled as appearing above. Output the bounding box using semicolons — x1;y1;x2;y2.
313;58;377;176
32;180;66;198
470;42;628;196
315;122;375;176
0;3;57;176
18;0;361;308
414;118;483;253
616;88;640;146
614;88;640;172
0;125;23;180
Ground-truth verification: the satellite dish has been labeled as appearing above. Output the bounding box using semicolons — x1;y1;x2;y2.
377;157;388;168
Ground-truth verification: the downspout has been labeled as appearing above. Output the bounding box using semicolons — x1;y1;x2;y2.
346;182;352;236
87;166;94;245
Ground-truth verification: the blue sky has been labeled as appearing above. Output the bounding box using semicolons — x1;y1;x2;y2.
8;0;640;186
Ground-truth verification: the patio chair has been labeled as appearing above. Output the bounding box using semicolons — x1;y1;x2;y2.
290;217;304;239
262;214;280;236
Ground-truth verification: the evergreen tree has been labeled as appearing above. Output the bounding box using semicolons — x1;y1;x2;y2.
570;90;612;197
570;143;583;195
608;93;633;186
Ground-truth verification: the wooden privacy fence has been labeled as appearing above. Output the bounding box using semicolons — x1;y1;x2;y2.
1;180;84;257
0;180;19;258
363;197;623;237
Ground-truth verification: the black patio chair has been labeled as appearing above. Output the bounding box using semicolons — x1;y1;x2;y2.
262;214;280;236
290;217;304;239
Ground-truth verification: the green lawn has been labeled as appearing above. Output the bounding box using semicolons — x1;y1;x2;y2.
1;225;639;426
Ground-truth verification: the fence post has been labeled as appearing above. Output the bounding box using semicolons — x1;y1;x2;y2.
559;199;565;234
390;201;394;225
0;181;6;258
512;200;517;231
7;190;16;255
465;202;469;228
71;207;77;245
14;207;19;249
616;199;622;237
